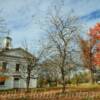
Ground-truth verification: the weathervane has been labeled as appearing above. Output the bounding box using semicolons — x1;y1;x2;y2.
6;30;11;37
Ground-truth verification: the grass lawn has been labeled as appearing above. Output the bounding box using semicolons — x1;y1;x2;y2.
0;83;100;93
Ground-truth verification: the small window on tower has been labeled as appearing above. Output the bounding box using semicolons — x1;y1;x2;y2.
6;42;9;48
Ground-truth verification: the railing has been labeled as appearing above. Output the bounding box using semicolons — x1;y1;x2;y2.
0;90;100;100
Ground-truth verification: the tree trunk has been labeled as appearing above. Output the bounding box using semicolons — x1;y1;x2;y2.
61;68;66;93
62;81;66;93
90;70;95;84
26;75;30;92
55;79;58;86
76;79;79;86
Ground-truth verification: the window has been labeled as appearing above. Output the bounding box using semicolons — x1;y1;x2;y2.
16;64;20;72
14;78;19;81
0;81;5;85
2;62;7;70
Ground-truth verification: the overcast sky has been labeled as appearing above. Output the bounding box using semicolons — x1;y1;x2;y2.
0;0;100;50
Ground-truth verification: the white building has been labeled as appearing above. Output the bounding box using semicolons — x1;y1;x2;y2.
0;36;37;90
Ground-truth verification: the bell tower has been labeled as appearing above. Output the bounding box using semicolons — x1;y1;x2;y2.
3;31;12;50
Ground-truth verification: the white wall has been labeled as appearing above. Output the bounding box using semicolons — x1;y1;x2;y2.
5;77;14;89
20;78;37;88
29;79;37;88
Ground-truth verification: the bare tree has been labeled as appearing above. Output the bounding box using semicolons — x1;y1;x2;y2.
37;59;60;87
45;12;81;93
20;40;45;92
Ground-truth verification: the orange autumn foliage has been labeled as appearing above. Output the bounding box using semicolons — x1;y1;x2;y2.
88;23;100;66
79;23;100;68
79;37;91;69
0;67;9;82
89;23;100;40
95;43;100;51
93;52;100;65
0;76;9;82
94;53;100;59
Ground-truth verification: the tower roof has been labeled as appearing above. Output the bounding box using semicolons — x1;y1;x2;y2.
5;36;12;40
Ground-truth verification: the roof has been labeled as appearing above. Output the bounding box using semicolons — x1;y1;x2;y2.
0;47;36;59
5;36;12;40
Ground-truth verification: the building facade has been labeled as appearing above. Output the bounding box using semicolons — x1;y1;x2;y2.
0;36;37;90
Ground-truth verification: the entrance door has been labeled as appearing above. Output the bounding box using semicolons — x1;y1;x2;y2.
13;78;19;88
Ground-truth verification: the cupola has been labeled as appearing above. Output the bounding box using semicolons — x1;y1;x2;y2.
3;36;12;50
